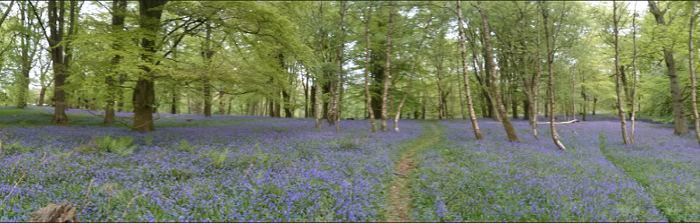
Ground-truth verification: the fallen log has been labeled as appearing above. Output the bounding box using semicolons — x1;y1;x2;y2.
537;119;580;125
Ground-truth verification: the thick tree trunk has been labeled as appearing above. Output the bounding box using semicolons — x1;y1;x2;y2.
48;0;72;124
613;1;631;145
132;0;167;132
524;100;529;120
689;2;700;145
541;1;566;150
380;2;393;131
364;5;377;132
478;1;517;141
649;1;689;135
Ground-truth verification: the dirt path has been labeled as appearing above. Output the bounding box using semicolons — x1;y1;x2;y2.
385;121;441;222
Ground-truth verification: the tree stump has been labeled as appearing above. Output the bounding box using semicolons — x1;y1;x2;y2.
29;203;77;222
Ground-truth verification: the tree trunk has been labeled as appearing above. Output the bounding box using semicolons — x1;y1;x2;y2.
218;91;225;115
105;0;126;124
689;2;700;145
541;1;566;150
394;17;432;131
468;28;499;122
364;5;377;132
380;1;393;131
305;69;310;118
478;1;517;142
512;96;518;119
613;1;631;145
630;6;638;144
648;1;689;135
571;64;576;121
17;2;30;109
592;96;597;115
132;0;167;132
437;63;445;120
456;64;467;120
47;0;73;124
524;100;529;120
202;23;213;117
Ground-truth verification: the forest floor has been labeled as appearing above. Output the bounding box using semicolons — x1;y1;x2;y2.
385;121;440;222
1;107;700;222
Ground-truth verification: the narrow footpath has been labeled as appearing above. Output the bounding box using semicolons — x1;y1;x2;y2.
385;121;441;222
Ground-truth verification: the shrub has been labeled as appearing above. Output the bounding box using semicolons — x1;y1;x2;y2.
94;135;136;156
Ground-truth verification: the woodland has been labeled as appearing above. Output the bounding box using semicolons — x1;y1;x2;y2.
0;1;700;222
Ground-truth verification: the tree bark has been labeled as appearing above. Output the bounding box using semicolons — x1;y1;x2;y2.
47;0;76;124
456;65;467;120
630;6;639;144
380;1;393;131
478;1;517;141
437;61;445;120
613;1;631;145
132;0;167;132
364;5;377;132
202;22;213;117
571;64;576;121
648;1;690;135
17;2;31;109
541;1;566;150
689;2;700;145
105;0;126;124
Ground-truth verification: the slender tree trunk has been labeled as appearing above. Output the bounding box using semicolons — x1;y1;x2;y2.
394;17;432;131
171;90;178;114
132;0;167;132
437;64;445;120
457;66;467;120
380;1;394;131
335;1;347;132
649;1;689;135
613;1;631;145
105;0;126;123
571;64;576;121
202;23;213;117
304;69;309;118
593;96;597;115
364;5;377;132
218;91;225;115
478;1;516;141
541;1;565;150
17;2;30;109
457;0;484;139
689;2;700;146
631;5;639;144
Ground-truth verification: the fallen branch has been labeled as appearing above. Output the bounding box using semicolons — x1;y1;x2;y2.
537;119;581;125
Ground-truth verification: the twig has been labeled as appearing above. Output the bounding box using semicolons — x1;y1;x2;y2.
0;173;26;206
121;191;152;219
79;179;95;215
